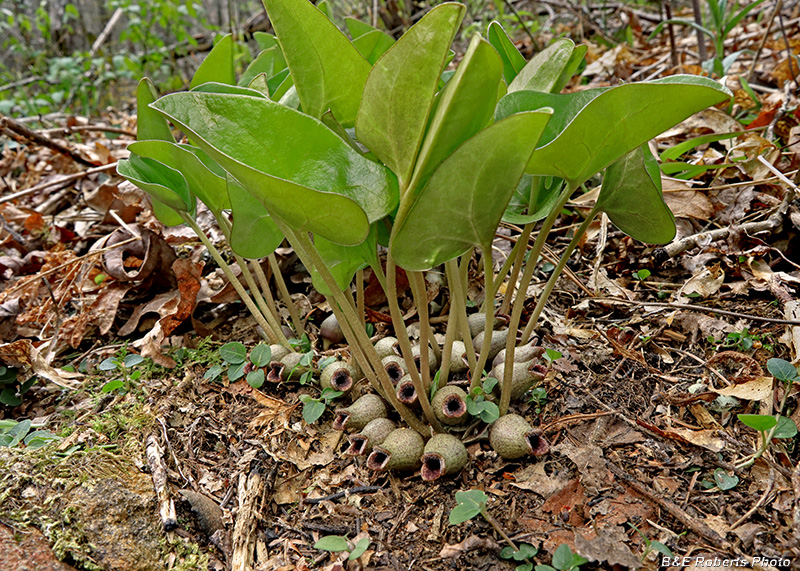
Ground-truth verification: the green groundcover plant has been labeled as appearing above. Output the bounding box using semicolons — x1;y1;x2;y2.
118;0;731;467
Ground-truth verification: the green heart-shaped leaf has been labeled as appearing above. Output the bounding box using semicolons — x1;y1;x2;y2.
226;174;284;259
263;0;370;125
190;34;235;89
409;34;503;196
312;224;379;294
356;3;465;188
152;91;398;245
238;46;287;87
487;21;527;84
503;175;563;224
136;78;174;143
508;38;577;93
352;29;396;64
497;75;732;186
391;109;552;270
596;144;675;244
117;154;195;215
128;141;230;214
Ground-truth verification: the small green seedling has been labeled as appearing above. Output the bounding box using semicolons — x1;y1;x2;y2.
536;543;588;571
635;268;651;281
543;348;562;366
466;377;500;423
629;523;674;562
0;365;36;407
708;327;768;352
501;542;539;571
313;535;370;562
299;387;344;424
98;352;146;393
736;358;799;469
450;489;536;568
528;386;548;414
0;419;61;448
206;342;275;388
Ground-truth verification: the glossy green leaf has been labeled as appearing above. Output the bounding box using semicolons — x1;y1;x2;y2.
409;34;503;195
247;73;271;97
116;155;194;213
263;0;370;125
152;92;398;245
136;78;174;142
253;32;278;51
128;141;230;214
356;3;465;188
738;414;777;432
269;70;294;101
596;145;675;244
303;399;326;424
766;358;799;382
191;82;268;98
352;29;396;64
314;535;349;552
552;44;587;94
497;75;732;186
449;490;488;525
503;175;563;224
774;416;798;439
392;109;552;270
345;17;378;39
713;468;739;491
316;0;331;18
226;174;284;259
312;224;379;294
487;21;526;84
220;341;247;364
250;343;273;367
508;38;575;93
238;46;287;86
190;34;235;89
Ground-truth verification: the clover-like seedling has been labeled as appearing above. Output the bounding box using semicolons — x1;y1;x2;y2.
500;542;538;571
299;387;344;424
313;535;370;562
536;543;588;571
98;352;146;393
465;378;500;424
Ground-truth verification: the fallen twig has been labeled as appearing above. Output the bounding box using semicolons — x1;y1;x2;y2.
231;456;276;571
145;434;177;532
0;162;117;205
303;485;382;504
0;112;99;167
588;297;800;326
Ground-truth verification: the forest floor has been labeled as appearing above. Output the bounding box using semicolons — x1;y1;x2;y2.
1;2;800;571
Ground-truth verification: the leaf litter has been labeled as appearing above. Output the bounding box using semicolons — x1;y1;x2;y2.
1;3;800;571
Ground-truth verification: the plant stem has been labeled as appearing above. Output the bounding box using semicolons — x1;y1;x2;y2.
269;253;304;335
445;259;477;372
410;271;432;394
480;506;528;562
288;228;430;435
520;207;599;343
470;246;497;390
356;268;366;328
736;380;793;469
234;253;291;347
386;256;443;432
499;222;533;315
500;184;576;415
180;213;275;343
438;297;458;387
251;259;283;326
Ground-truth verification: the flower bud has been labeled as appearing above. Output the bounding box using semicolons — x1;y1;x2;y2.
345;418;396;456
319;313;344;349
472;329;519;363
374;336;400;360
366;428;424;472
395;375;418;407
431;385;468;425
489;414;549;459
320;361;357;395
444;341;469;374
381;355;406;385
492;343;545;368
332;393;387;431
411;344;438;372
421;433;468;481
490;362;547;401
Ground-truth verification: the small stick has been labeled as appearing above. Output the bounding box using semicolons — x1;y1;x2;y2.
606;461;732;550
661;0;679;68
145;434;177;531
690;0;708;63
588;297;800;326
303;485;382;504
501;0;540;52
731;468;775;529
0;112;99;167
746;0;782;82
0;162;117;205
231;461;269;571
90;7;124;56
40;125;136;138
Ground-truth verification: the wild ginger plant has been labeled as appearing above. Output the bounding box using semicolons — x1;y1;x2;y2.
118;0;731;473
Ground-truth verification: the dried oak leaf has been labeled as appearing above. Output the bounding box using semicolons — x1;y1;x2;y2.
0;339;81;389
439;535;500;559
93;225;176;288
